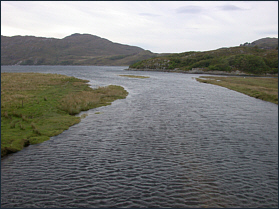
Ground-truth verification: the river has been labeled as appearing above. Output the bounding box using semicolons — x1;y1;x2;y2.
1;66;278;208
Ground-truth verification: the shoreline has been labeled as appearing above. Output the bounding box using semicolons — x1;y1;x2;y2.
196;76;278;104
126;68;278;77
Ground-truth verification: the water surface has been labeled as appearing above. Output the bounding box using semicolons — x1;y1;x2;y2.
1;66;278;208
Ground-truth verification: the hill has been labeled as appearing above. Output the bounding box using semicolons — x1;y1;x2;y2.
129;37;278;75
1;33;158;66
240;37;278;49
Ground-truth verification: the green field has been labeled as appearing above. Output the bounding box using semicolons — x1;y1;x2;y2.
196;76;278;104
1;73;128;157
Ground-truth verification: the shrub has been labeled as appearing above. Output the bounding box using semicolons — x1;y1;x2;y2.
228;54;269;74
208;63;231;72
264;57;278;69
130;60;145;69
190;59;212;68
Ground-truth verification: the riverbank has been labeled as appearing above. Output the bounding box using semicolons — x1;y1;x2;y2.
119;74;150;79
196;76;278;104
1;72;128;157
127;68;278;77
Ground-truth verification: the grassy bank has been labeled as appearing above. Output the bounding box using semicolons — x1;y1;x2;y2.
118;75;150;79
196;76;278;104
1;72;128;157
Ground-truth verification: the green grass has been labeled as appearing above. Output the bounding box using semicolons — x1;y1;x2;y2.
196;76;278;104
118;75;150;79
1;72;128;157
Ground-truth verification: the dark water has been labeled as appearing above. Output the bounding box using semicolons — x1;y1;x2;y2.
1;66;278;208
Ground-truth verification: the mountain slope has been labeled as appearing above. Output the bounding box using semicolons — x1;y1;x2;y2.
241;37;278;49
129;37;278;75
1;33;157;65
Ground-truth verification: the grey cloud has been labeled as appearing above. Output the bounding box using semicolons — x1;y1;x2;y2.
218;5;245;11
255;29;278;36
176;5;202;14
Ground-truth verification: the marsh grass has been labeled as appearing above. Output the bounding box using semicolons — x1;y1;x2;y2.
10;121;16;129
59;85;128;115
196;76;278;104
118;75;150;79
80;114;88;119
1;72;128;157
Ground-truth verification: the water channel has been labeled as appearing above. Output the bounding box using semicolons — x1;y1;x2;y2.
1;66;278;208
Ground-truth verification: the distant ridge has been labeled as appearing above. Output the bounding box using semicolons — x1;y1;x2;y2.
240;37;278;49
1;33;158;66
1;34;278;69
129;37;278;75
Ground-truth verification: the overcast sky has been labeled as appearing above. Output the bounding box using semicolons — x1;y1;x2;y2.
1;1;278;53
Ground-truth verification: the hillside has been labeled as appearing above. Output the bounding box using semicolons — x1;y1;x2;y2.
240;37;278;49
129;37;278;75
1;33;158;66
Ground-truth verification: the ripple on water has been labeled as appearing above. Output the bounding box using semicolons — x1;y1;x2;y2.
1;66;278;208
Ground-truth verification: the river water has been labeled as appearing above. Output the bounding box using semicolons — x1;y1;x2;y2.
1;66;278;208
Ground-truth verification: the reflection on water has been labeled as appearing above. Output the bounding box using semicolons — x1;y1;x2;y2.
1;66;278;208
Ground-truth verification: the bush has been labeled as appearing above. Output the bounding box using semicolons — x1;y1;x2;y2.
130;60;145;69
266;68;278;74
191;59;211;68
229;54;269;74
208;63;231;72
264;57;278;69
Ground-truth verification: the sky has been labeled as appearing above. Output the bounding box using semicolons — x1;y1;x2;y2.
1;1;278;53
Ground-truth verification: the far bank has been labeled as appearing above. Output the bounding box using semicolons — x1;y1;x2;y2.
127;67;278;77
196;76;278;104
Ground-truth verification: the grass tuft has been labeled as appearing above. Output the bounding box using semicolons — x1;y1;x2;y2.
19;123;25;130
33;128;41;136
31;122;36;129
80;114;88;119
21;115;28;122
10;121;16;129
3;111;9;119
